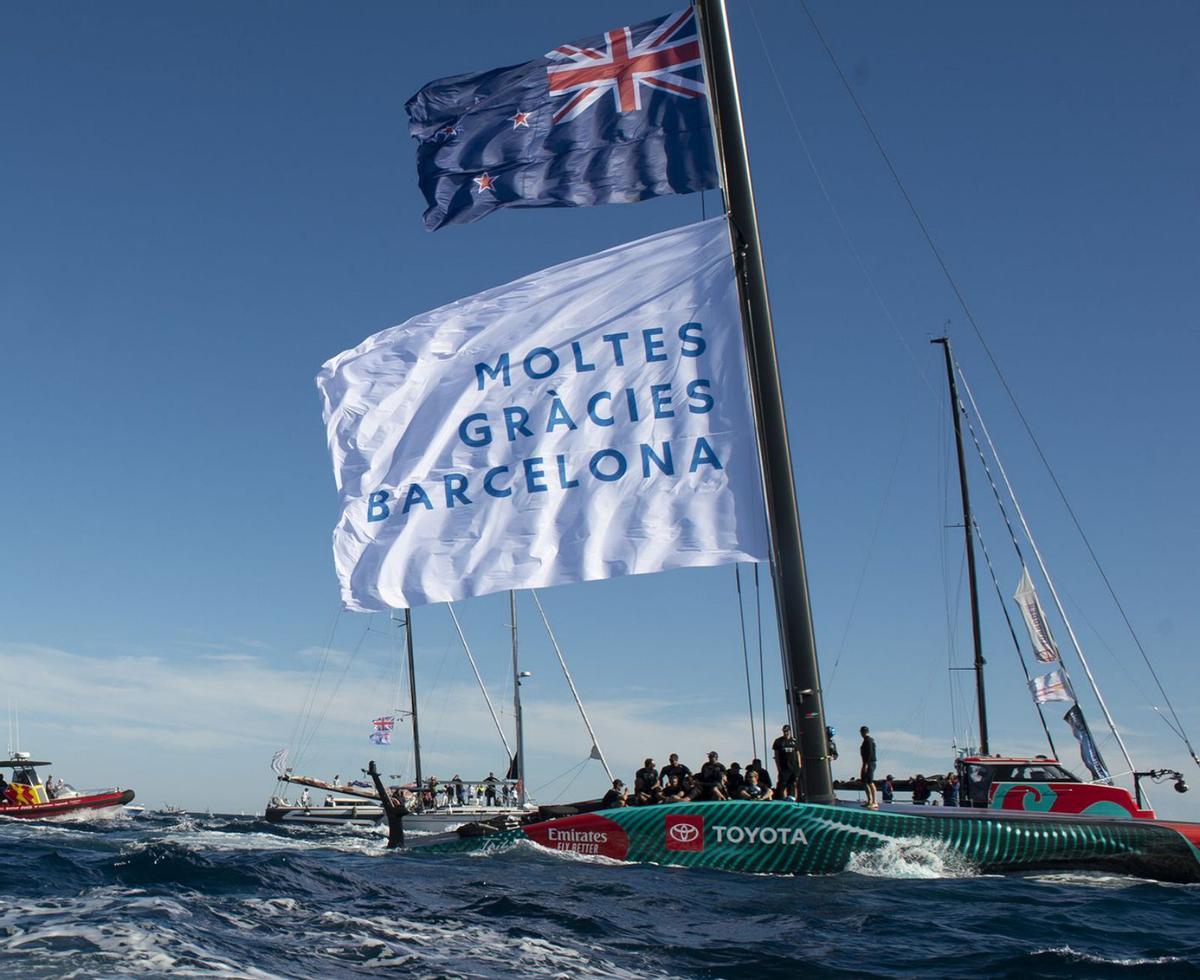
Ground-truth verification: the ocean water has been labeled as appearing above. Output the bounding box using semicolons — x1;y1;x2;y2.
1;811;1198;978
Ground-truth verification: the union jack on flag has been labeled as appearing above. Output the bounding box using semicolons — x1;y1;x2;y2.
372;715;396;732
407;8;718;229
546;8;705;125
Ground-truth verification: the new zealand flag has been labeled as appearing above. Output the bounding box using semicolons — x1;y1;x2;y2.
406;8;719;230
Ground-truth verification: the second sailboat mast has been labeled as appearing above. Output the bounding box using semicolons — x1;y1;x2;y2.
933;337;989;755
510;590;527;807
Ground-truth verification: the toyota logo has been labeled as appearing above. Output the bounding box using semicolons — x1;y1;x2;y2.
668;822;700;844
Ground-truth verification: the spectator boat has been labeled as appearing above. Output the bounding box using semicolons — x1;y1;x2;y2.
0;753;135;819
264;772;533;831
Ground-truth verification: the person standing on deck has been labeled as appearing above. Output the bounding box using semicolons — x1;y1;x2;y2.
859;726;878;810
772;725;801;800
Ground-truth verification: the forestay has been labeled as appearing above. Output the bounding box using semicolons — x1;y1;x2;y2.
317;217;768;610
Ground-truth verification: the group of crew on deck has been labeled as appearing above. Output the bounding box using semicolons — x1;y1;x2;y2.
602;724;815;808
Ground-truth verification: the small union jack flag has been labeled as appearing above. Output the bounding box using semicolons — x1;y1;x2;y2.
407;8;718;229
372;715;396;732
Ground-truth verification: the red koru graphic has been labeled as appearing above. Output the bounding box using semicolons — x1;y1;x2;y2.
523;814;630;861
665;814;705;852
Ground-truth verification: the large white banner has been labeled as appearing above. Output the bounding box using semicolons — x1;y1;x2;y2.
317;218;769;611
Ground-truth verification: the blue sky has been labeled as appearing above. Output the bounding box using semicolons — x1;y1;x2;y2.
2;1;1197;816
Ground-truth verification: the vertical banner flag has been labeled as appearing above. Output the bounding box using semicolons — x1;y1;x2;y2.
317;218;768;611
1064;704;1112;783
406;7;718;229
270;748;289;776
369;716;396;745
1014;567;1060;663
1029;668;1074;704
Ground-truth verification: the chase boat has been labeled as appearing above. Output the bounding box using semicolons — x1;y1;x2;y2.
0;753;135;819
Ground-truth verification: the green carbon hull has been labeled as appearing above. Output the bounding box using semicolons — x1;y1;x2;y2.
415;800;1200;883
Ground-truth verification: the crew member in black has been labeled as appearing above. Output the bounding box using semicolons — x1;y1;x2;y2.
859;726;878;809
660;775;688;802
0;772;8;801
634;758;661;805
659;753;691;787
699;751;727;800
725;762;745;796
483;772;499;806
601;779;628;808
745;758;772;791
772;725;800;800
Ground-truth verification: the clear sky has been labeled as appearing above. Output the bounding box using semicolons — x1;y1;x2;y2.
2;1;1197;816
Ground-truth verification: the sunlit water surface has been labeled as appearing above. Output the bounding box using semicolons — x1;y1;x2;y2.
1;811;1197;977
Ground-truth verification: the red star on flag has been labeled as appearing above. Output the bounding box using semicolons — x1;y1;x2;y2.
473;172;496;193
510;110;531;129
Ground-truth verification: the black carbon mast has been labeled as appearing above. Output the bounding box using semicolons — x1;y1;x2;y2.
696;0;834;803
932;337;989;755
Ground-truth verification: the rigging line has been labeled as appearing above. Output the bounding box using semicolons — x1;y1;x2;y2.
754;563;767;757
529;589;614;782
288;602;344;760
973;514;1059;758
734;565;759;760
955;374;1172;749
294;618;373;765
955;366;1137;775
447;603;513;759
529;758;587;797
796;0;1196;767
827;399;913;688
1055;584;1186;743
746;1;938;401
551;760;589;804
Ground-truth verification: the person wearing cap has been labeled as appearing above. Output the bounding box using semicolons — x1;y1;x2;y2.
772;725;801;801
699;751;727;800
859;726;878;809
601;778;628;808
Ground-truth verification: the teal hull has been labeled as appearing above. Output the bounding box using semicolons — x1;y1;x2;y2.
415;800;1200;883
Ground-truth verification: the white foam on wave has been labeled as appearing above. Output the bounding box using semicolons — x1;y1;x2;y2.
266;904;662;978
1026;870;1198;891
0;888;284;978
1031;945;1188;967
846;838;977;879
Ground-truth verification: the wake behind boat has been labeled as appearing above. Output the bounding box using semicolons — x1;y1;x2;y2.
0;753;134;820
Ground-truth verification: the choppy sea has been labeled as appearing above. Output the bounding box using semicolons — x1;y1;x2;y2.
1;810;1198;978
